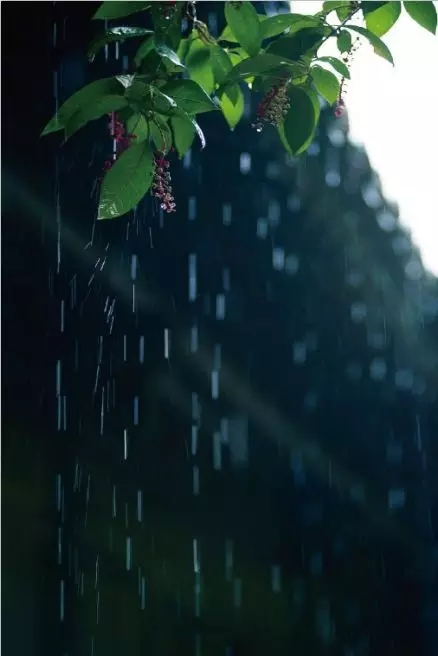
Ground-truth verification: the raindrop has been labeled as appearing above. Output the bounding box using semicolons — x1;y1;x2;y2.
188;196;197;221
139;336;145;363
124;429;128;460
405;260;423;281
388;488;405;510
216;294;226;320
272;247;285;271
376;210;397;232
350;301;367;323
271;565;281;593
211;371;219;399
189;254;197;302
257;217;268;239
126;537;132;571
213;432;222;470
60;580;65;621
233;579;242;608
131;254;137;280
190;324;198;353
222;204;232;226
133;396;139;425
395;369;414;390
285;254;299;275
137;490;142;523
193;466;200;496
164;328;170;359
369;358;387;381
239;152;252;174
191;426;198;456
293;341;307;364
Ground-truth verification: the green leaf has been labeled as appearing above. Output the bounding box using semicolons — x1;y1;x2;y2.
64;95;129;139
278;85;320;156
322;1;350;16
185;40;215;94
221;53;308;88
364;2;401;36
98;140;154;220
149;117;172;152
267;27;330;62
87;27;153;62
219;84;244;130
209;45;234;85
170;116;195;158
41;77;125;135
93;2;150;20
311;65;340;105
404;1;437;34
282;84;317;155
115;74;136;89
361;2;391;13
150;2;183;50
317;56;350;79
224;1;262;57
259;13;324;40
347;25;394;64
160;79;217;114
126;113;149;142
134;37;155;68
155;42;186;72
337;29;352;53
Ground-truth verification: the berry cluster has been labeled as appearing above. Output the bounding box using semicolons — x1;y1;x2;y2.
100;113;136;182
334;36;361;119
252;81;290;132
152;153;176;213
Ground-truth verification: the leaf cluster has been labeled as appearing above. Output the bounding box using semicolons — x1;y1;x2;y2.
41;1;437;219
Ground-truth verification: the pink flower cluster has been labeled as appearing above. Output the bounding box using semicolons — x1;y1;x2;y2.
152;153;176;213
99;113;136;182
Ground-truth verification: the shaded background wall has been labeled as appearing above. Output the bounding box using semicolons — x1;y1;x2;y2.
2;2;438;655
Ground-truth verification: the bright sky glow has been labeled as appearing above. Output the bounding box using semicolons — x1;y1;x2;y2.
291;1;438;275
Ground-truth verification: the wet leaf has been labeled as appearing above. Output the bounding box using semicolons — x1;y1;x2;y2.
282;84;317;154
219;84;244;129
311;65;340;105
155;42;186;72
209;45;234;85
160;79;217;114
171;116;195;157
41;77;125;135
98;140;154;219
126;113;149;142
220;53;308;89
87;27;153;62
64;95;129;139
185;40;215;94
267;28;330;62
224;1;262;57
347;25;394;64
337;29;352;53
149;117;172;152
134;37;155;68
260;13;323;40
404;1;437;34
364;2;401;36
317;56;350;79
93;1;150;20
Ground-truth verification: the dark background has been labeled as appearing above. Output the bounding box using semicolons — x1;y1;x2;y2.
2;3;438;655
